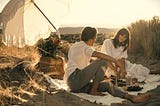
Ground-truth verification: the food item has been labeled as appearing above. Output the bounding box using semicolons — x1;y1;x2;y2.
127;85;143;91
110;76;126;87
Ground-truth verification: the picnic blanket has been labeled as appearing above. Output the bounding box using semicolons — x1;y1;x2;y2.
44;74;160;106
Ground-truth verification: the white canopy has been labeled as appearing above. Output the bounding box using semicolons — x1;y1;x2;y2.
0;0;70;47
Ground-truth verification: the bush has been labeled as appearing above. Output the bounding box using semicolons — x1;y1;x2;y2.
36;34;60;58
128;16;160;59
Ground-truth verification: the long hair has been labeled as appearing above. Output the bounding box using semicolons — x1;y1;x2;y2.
112;28;130;51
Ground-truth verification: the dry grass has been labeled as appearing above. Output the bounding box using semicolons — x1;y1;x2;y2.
128;16;160;59
0;45;40;68
0;45;48;105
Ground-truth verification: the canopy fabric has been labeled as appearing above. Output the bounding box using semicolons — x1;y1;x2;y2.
0;0;70;47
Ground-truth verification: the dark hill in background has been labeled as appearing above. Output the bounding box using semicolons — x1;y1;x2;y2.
58;27;117;34
57;27;117;44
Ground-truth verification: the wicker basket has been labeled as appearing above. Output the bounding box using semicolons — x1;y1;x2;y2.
39;56;65;76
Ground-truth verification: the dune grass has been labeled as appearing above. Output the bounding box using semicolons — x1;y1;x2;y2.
128;16;160;59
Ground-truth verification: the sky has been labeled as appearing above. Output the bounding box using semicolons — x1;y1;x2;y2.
61;0;160;28
0;0;160;28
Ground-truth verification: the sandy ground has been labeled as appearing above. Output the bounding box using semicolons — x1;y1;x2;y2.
23;90;100;106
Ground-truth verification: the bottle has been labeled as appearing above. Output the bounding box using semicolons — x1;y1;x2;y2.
126;73;132;87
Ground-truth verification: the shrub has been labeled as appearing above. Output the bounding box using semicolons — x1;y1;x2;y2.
36;34;60;58
128;16;160;59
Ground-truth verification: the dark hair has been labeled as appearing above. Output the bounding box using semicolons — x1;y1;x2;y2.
112;28;130;51
81;27;97;42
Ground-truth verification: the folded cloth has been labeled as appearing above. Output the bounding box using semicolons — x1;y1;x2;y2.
145;74;160;82
126;61;150;82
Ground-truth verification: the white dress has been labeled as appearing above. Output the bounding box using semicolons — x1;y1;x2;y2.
101;39;150;82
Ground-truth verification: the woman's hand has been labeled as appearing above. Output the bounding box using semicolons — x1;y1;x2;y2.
117;59;127;77
113;60;126;78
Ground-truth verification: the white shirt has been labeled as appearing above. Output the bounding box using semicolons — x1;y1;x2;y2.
63;41;94;82
101;39;128;59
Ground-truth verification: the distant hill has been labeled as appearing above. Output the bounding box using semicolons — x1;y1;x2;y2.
58;27;117;34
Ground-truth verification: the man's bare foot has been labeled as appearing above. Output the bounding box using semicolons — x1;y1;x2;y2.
125;93;150;103
90;82;106;96
89;91;106;96
132;94;150;103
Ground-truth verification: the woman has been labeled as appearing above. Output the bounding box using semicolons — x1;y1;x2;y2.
101;28;150;82
64;27;150;103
